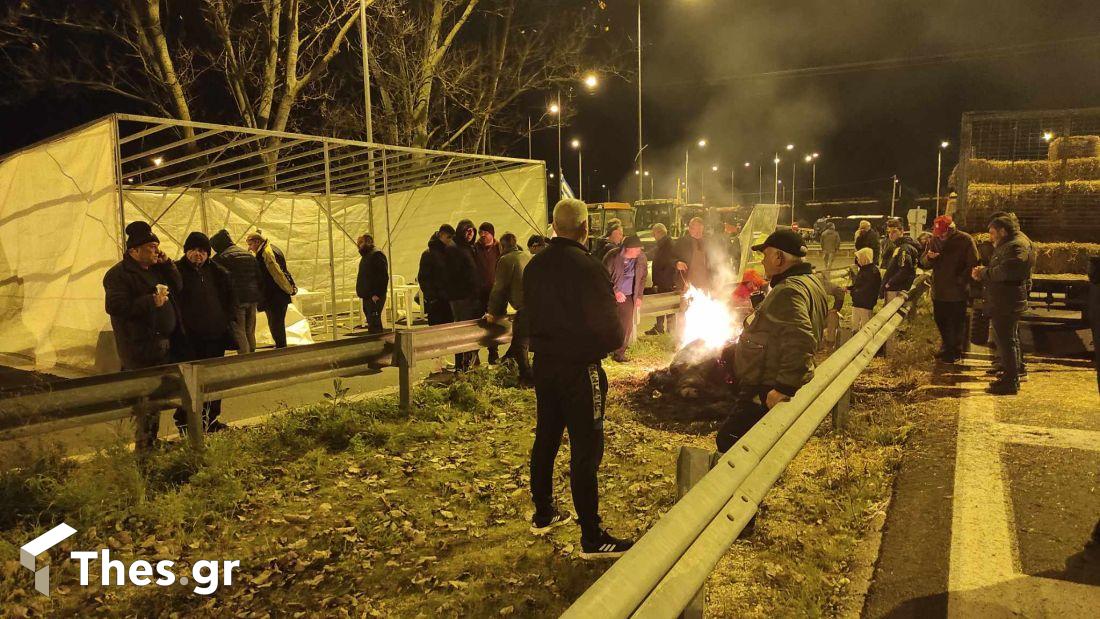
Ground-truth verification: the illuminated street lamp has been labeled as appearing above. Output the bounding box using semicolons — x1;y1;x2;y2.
583;73;599;90
773;155;781;203
1042;131;1054;142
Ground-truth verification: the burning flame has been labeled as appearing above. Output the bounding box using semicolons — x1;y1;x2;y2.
678;285;739;351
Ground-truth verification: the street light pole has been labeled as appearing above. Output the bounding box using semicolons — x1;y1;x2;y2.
936;140;949;217
684;149;690;203
637;1;644;204
890;175;898;218
773;154;780;203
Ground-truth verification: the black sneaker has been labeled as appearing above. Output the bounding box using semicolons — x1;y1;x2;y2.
644;327;663;336
579;529;634;560
530;509;573;536
205;419;229;433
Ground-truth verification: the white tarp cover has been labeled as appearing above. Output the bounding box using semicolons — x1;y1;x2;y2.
0;119;120;373
0;117;546;374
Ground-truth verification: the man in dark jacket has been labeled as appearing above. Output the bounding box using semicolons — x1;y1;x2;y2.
174;231;235;433
210;229;262;354
245;230;296;348
855;220;880;267
418;228;453;326
103;221;182;449
675;217;715;292
604;235;648;363
881;221;920;302
356;234;389;334
524;198;633;560
972;214;1033;395
446;219;481;371
646;223;679;336
475;222;503;363
485;233;532;382
717;230;828;452
924;215;979;363
592;221;624;261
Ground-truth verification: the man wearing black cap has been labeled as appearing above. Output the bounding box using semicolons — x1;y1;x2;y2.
174;231;236;433
103;221;183;449
603;235;648;363
717;229;828;452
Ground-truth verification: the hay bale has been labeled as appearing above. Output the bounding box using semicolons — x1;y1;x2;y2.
1048;135;1100;160
970;233;1100;274
966;157;1100;184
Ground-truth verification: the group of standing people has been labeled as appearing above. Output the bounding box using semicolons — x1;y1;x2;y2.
104;223;297;449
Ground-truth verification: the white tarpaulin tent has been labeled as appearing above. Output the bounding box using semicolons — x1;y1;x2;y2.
0;115;547;374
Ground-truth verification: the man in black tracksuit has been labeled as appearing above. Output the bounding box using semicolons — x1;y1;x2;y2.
524;199;634;560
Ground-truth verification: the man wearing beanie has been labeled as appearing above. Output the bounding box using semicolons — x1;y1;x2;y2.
972;213;1032;395
245;230;297;348
716;229;828;452
924;215;979;363
475;221;503;363
211;229;263;353
103;220;183;450
174;231;235;434
603;235;647;363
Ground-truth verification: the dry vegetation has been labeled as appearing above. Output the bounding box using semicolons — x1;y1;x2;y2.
1;313;938;617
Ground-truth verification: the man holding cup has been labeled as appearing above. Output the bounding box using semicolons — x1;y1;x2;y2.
103;221;182;450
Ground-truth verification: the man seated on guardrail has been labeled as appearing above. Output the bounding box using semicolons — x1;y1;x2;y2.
210;229;263;354
924;215;978;364
173;232;235;434
972;213;1033;395
819;222;841;271
524;198;634;560
484;233;532;384
356;234;389;334
103;221;183;450
716;230;828;453
604;235;647;363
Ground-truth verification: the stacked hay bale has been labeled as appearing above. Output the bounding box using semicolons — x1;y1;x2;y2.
962;134;1100;241
973;232;1100;274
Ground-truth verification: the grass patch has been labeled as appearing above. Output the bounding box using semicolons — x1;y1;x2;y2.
1;323;931;617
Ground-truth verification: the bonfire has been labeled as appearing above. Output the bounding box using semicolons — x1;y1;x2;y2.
646;285;745;401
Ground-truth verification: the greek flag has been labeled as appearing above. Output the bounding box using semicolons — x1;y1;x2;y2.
560;177;576;200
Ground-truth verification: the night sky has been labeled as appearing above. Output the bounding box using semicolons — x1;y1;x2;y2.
550;0;1100;205
1;0;1098;209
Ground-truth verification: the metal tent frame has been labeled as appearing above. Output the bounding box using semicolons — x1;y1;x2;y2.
102;114;546;340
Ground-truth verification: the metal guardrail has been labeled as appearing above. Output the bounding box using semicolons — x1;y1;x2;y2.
0;292;683;447
562;274;931;619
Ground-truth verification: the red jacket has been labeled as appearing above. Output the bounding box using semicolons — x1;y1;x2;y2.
474;240;502;292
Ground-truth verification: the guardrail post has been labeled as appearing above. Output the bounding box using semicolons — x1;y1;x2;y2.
395;331;415;412
676;446;713;619
178;363;205;451
831;386;851;432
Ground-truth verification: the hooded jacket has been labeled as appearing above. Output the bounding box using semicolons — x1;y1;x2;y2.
850;263;882;310
444;221;479;301
524;237;623;364
882;235;921;293
417;234;450;302
210;229;262;305
356;245;389;301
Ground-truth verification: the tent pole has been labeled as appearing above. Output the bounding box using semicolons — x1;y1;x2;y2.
323;141;339;342
111;116;127;259
381;147;396;330
199;189;209;234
